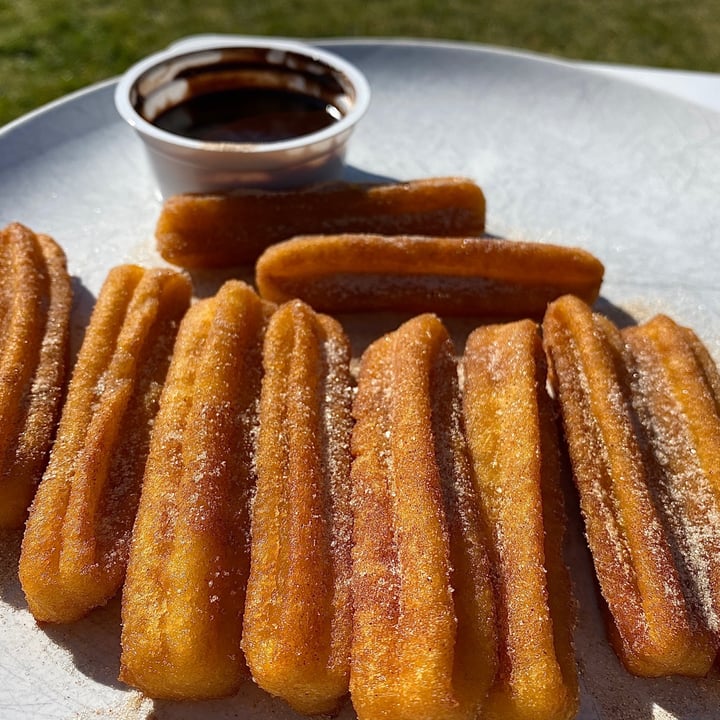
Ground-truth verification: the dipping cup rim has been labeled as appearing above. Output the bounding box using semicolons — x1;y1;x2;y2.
113;36;371;155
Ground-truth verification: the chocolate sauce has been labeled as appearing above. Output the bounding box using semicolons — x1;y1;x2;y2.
152;86;342;143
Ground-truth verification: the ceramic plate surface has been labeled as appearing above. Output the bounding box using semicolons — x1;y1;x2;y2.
1;38;720;720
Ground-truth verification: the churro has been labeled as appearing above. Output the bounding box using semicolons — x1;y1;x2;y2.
242;299;353;715
542;295;715;676
156;177;486;267
0;223;72;528
624;315;720;640
120;280;267;700
255;233;604;317
350;313;497;720
462;319;578;720
19;265;191;623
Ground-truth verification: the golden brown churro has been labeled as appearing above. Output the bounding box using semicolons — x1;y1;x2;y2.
120;280;268;700
242;299;354;715
255;233;604;317
463;320;578;720
624;315;720;640
0;223;72;528
350;313;497;720
156;177;486;267
542;295;715;676
19;265;191;623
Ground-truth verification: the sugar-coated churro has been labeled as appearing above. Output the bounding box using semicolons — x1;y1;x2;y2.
350;313;497;720
0;223;72;528
624;315;720;640
19;265;191;623
156;177;486;267
463;319;578;720
543;295;716;676
120;280;268;700
242;299;354;715
255;233;604;317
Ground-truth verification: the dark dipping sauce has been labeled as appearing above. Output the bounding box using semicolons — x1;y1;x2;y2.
153;87;343;143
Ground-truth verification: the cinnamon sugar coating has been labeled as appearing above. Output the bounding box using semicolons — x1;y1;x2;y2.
120;281;268;699
0;223;72;528
543;295;715;677
156;177;486;268
463;319;578;719
624;315;720;640
242;299;354;715
19;265;191;623
350;313;497;720
255;233;603;317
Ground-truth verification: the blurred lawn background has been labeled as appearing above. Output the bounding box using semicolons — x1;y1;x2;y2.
2;0;719;126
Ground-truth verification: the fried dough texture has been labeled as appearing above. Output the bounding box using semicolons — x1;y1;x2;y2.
350;313;498;720
156;177;486;267
242;299;354;715
0;223;72;528
19;265;191;623
463;319;578;720
624;315;720;641
543;295;716;676
255;233;604;317
119;280;267;699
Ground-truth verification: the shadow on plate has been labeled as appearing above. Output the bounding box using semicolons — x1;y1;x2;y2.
187;265;255;299
150;680;358;720
0;528;25;609
340;164;396;185
40;595;126;691
593;295;637;329
70;276;97;364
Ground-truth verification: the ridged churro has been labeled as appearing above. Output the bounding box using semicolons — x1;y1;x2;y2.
242;300;353;715
0;223;72;528
463;320;578;720
255;233;604;317
19;265;191;623
156;177;486;267
542;295;716;676
120;280;268;700
624;315;720;640
350;313;497;720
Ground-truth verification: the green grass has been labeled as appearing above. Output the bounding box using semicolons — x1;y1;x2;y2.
2;0;720;126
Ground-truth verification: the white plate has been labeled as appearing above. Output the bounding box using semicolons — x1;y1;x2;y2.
1;39;720;720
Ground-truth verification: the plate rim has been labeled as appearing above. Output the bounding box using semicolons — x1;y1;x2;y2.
3;36;716;146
